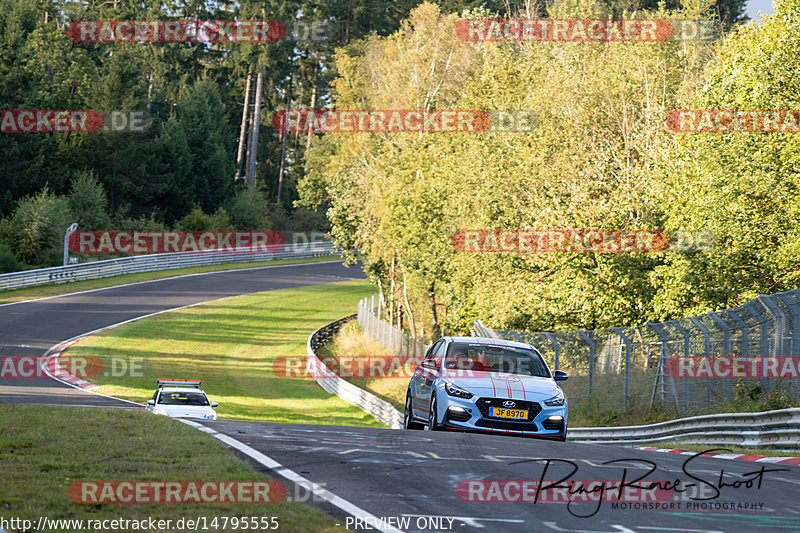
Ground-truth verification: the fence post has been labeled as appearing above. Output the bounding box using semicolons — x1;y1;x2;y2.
578;330;595;395
688;316;714;408
612;327;632;410
727;310;751;357
669;320;692;413
708;311;733;402
758;295;785;356
543;333;560;371
777;291;800;357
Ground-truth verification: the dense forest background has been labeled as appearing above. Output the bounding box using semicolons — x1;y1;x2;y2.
4;0;799;337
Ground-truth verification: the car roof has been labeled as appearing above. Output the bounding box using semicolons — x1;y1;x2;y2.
158;387;208;394
446;336;535;351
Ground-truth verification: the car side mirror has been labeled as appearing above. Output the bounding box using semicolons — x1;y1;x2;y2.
211;402;219;408
553;370;568;381
147;400;155;406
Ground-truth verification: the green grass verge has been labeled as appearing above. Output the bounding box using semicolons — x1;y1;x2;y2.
314;322;408;412
0;405;344;533
64;279;384;427
0;255;342;305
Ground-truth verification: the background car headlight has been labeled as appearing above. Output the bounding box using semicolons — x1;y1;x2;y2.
445;383;473;399
544;391;565;406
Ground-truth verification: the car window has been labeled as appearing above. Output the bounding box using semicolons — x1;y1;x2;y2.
444;342;551;378
424;340;441;361
157;391;210;406
435;340;448;357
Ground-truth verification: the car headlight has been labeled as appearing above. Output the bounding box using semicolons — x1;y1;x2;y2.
445;382;473;399
544;391;565;406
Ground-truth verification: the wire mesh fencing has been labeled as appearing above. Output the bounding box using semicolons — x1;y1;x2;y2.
358;289;800;415
357;295;432;364
475;289;800;414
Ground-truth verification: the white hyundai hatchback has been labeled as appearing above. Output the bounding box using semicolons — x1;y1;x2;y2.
146;379;218;420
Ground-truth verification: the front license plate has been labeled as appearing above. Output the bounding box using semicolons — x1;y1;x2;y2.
490;407;528;419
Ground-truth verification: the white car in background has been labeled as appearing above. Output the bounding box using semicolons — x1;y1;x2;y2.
146;379;218;420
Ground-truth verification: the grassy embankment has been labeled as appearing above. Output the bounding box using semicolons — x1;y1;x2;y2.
0;405;345;532
64;279;384;427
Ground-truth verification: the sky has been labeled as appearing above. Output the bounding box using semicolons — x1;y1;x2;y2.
746;0;775;21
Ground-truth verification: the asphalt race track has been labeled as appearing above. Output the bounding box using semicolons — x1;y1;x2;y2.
204;420;800;533
1;261;798;533
0;260;362;407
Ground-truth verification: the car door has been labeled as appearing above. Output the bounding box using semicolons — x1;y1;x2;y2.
418;340;447;417
147;390;159;412
411;340;442;417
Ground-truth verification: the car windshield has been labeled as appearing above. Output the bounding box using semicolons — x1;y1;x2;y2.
158;391;210;406
444;343;551;378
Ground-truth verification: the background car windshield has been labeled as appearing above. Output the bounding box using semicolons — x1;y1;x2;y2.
444;343;550;377
158;391;210;406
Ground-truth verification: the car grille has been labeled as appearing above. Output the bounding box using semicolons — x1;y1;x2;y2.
542;418;564;431
476;397;542;423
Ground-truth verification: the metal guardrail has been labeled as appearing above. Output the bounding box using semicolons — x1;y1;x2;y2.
306;316;404;429
0;241;335;291
567;407;800;447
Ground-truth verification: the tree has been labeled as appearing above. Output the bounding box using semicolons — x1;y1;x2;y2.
68;170;110;229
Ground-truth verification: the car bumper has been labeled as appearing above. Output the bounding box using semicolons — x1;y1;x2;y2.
438;395;567;439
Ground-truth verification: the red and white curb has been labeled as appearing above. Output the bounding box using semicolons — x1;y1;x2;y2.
44;341;93;389
632;446;800;465
41;326;118;389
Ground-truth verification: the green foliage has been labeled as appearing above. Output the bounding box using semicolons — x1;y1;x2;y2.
6;187;71;266
652;0;800;316
0;242;22;273
225;189;271;231
68;171;110;230
301;1;720;333
177;205;235;231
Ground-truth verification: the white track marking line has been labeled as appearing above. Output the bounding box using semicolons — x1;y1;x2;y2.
0;259;342;308
181;420;405;533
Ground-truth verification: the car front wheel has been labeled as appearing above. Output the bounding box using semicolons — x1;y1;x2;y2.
426;395;440;431
404;394;424;430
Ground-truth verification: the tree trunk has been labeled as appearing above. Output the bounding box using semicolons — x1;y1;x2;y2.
246;67;264;189
234;71;252;182
389;254;395;326
402;265;416;336
428;280;441;339
277;76;293;204
304;65;318;162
